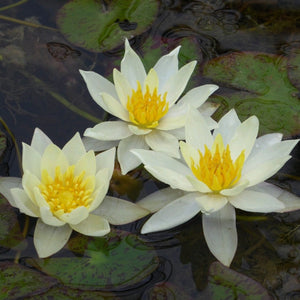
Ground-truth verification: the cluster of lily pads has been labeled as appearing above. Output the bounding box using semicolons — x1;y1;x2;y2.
0;39;299;267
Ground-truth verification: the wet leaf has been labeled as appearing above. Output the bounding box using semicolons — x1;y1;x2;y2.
287;50;300;91
27;230;159;290
203;52;300;136
57;0;159;52
0;262;58;299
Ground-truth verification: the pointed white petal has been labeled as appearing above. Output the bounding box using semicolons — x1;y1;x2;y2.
203;204;237;266
168;127;185;140
228;116;259;161
163;61;197;106
156;104;187;130
101;93;130;121
71;214;110;236
95;147;116;179
79;70;118;107
22;170;40;202
220;179;249;196
141;193;201;234
128;125;152;135
93;196;150;225
145;130;180;158
22;143;41;178
153;46;180;88
30;128;53;155
0;177;22;206
187;176;212;193
121;39;146;88
229;189;285;212
62;132;86;165
179;84;219;108
185;107;213;151
113;69;133;108
180;141;199;170
117;135;148;174
143;68;159;93
137;187;186;212
198;101;219;117
196;194;228;213
39;206;66;226
84;121;132;141
203;115;218;131
58;206;89;225
82;136;119;152
74;150;96;178
34;219;72;258
10;188;39;217
213;109;241;145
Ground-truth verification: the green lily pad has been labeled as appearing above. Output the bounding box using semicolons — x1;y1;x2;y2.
0;195;24;249
57;0;159;52
206;262;272;299
203;52;300;136
0;262;58;299
27;229;159;290
287;50;300;90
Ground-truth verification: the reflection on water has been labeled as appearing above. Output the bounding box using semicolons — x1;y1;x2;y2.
0;0;299;298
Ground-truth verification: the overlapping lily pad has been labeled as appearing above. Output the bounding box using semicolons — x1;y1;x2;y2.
27;229;159;290
203;52;300;136
57;0;159;52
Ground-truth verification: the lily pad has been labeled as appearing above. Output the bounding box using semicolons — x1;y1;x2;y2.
27;229;159;290
203;52;300;136
57;0;159;52
0;262;58;299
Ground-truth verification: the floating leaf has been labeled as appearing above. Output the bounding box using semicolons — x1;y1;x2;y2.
287;50;300;90
203;52;300;136
0;262;58;299
27;230;159;290
57;0;159;52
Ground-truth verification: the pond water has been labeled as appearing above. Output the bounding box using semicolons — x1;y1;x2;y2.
0;0;299;299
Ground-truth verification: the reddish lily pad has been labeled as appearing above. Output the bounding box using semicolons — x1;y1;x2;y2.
0;262;58;299
27;230;159;290
203;52;300;136
57;0;159;52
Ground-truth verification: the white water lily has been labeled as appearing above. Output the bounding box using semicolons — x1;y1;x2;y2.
0;128;149;258
80;39;218;174
132;108;300;266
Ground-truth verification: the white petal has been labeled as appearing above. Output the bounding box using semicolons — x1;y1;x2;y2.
74;150;96;177
22;170;40;202
145;130;180;158
30;128;53;155
39;206;66;226
198;101;219;117
58;206;89;225
228;115;259;161
34;219;72;258
202;115;218;131
202;203;237;266
79;70;118;108
82;136;119;152
156;104;187;130
101;93;130;121
153;46;180;88
117;135;148;174
185;107;213;151
22;143;41;178
220;179;250;196
143;68;159;93
179;84;219;108
187;175;212;193
95;147;116;180
121;39;146;88
229;189;285;212
141;193;201;234
0;177;22;206
196;194;228;213
84;121;132;141
71;214;110;236
137;187;186;212
180;141;199;170
128;124;152;135
62;132;86;165
213;109;241;145
10;188;39;217
93;196;150;225
163;61;197;106
113;69;133;108
168;127;185;140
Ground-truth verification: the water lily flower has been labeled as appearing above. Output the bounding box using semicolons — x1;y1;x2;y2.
132;108;300;266
0;128;149;258
80;39;218;174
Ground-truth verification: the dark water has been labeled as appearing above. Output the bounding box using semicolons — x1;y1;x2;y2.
0;0;300;299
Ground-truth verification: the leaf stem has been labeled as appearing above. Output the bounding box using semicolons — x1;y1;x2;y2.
14;216;30;264
0;0;28;12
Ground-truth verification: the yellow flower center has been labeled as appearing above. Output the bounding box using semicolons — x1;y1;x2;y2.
127;81;168;128
191;134;245;192
39;165;94;214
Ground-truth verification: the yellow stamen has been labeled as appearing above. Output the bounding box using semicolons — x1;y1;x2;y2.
39;165;94;214
127;81;168;128
191;134;245;192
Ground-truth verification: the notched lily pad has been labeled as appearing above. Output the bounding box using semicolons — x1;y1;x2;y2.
57;0;159;52
203;52;300;136
0;262;58;299
27;229;159;290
